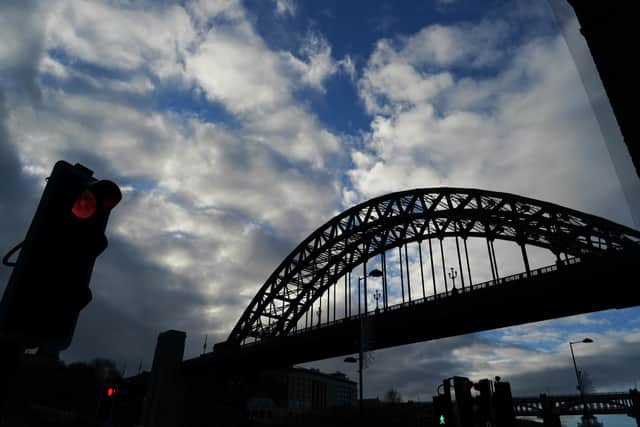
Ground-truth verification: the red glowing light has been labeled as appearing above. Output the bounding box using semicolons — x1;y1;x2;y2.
71;190;97;219
107;387;117;397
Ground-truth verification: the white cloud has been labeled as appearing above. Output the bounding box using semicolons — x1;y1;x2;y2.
359;20;509;114
38;55;68;79
285;32;335;91
284;31;356;92
351;21;633;227
274;0;296;17
187;28;290;113
401;21;509;68
47;0;197;80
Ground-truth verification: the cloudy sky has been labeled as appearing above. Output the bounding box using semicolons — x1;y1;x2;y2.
1;0;639;423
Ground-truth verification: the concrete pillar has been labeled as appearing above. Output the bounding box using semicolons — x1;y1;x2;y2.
143;330;186;427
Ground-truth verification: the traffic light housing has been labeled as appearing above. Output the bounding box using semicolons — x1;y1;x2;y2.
98;384;119;421
0;161;121;350
453;376;474;427
433;394;453;426
473;379;493;426
493;380;515;427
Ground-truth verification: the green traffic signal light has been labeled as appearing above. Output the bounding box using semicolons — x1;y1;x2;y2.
439;414;446;425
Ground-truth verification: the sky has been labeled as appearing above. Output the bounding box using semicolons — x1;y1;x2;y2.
1;0;639;424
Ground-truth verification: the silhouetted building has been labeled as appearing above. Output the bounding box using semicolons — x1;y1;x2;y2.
248;367;356;416
143;330;186;427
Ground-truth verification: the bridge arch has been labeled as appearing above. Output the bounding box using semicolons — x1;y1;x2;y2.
228;188;640;345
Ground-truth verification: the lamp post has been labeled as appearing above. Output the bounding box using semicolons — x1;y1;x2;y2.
570;338;593;425
448;267;458;293
373;290;381;313
349;268;383;426
357;269;383;316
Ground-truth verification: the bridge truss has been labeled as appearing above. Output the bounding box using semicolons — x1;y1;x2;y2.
228;188;640;346
514;391;640;418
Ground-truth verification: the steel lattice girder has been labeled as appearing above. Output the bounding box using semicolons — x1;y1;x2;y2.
228;188;640;344
514;393;635;416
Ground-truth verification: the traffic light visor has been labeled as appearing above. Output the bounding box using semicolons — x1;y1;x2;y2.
91;180;122;210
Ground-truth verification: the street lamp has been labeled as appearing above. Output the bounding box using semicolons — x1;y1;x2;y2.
351;268;383;425
570;338;594;425
358;268;383;316
448;267;458;294
373;290;381;313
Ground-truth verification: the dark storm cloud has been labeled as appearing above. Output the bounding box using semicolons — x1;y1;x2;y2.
303;334;492;399
0;93;40;296
508;339;640;396
0;0;45;298
363;335;490;397
0;0;45;102
304;330;640;400
63;233;222;369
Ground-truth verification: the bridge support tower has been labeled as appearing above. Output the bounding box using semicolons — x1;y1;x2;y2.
630;389;640;427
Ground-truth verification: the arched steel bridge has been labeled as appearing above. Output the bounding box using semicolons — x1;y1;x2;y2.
514;390;640;423
227;188;640;347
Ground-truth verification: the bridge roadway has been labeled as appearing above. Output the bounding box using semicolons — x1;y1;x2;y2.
183;250;639;374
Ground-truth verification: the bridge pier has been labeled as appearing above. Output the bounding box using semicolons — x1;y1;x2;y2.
630;389;640;427
540;394;561;427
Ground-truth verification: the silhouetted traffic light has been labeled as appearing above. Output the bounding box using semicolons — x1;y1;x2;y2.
0;161;121;350
453;376;474;427
433;394;453;426
493;379;515;427
433;378;454;426
474;379;493;426
98;384;119;421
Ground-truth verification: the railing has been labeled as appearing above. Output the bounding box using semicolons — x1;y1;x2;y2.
240;257;584;346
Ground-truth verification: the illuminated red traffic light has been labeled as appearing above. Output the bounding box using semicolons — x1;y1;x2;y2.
71;190;97;219
71;180;122;220
0;161;121;351
107;387;117;397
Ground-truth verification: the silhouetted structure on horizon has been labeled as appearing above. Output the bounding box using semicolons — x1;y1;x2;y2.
143;330;185;427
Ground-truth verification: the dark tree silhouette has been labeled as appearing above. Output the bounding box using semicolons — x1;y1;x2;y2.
383;388;403;403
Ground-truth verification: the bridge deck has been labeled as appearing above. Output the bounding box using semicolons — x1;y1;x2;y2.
184;251;639;374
